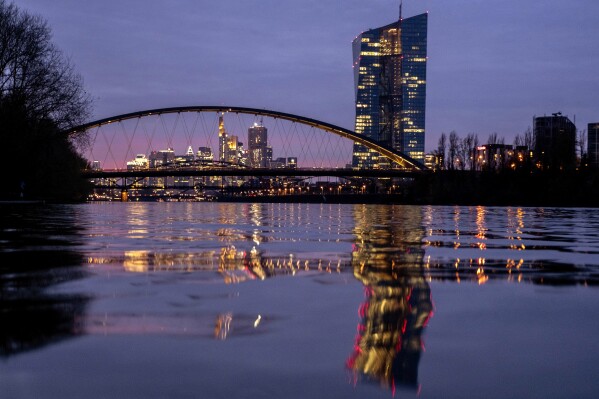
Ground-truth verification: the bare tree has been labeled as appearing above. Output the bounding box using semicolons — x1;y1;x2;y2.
523;126;534;149
0;0;91;137
487;132;499;145
577;129;587;161
463;133;479;170
1;0;92;199
514;134;523;147
437;132;447;170
448;131;459;170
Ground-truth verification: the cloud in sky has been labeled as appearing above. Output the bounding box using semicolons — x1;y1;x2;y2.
18;0;599;150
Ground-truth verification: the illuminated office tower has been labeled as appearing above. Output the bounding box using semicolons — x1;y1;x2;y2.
248;122;268;168
352;13;427;168
217;114;243;164
218;114;227;162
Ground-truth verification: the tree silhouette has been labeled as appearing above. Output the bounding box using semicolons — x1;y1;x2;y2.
0;0;92;200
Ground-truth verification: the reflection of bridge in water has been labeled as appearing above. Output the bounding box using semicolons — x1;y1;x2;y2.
68;106;427;201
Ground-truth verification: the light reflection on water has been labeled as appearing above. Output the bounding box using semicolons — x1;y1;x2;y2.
1;203;599;398
423;206;599;285
85;203;599;286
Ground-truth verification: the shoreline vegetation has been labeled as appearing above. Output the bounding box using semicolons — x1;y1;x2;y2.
1;1;92;203
212;170;599;207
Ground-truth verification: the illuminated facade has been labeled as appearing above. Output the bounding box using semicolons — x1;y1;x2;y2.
218;114;227;162
218;114;246;165
196;146;213;162
352;13;428;168
589;123;599;168
248;122;268;168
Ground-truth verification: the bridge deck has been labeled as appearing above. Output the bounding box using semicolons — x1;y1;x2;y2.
82;167;424;179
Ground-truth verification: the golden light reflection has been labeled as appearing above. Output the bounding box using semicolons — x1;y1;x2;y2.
420;206;549;285
475;206;487;240
348;205;433;391
214;312;233;340
88;246;348;284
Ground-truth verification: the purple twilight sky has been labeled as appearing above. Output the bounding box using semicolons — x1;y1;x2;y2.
18;0;599;151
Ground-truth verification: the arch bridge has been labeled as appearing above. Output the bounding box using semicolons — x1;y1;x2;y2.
68;106;427;200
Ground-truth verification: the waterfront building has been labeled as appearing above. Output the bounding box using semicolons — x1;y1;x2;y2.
270;157;287;169
174;146;195;188
248;122;268;168
174;146;195;165
197;147;214;162
196;146;215;187
149;148;175;188
589;122;599;168
533;113;576;170
475;144;511;171
126;154;149;188
475;144;530;171
149;148;175;168
266;146;273;165
127;154;149;170
424;153;440;170
352;12;428;168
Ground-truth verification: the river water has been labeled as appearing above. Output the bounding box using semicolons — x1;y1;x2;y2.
1;203;598;398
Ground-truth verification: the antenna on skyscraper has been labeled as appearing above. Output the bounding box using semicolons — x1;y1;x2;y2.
399;0;403;20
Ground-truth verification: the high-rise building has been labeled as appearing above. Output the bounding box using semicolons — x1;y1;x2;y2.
149;148;175;188
217;114;245;165
218;114;227;162
588;123;599;168
248;122;268;168
533;113;576;170
352;12;428;168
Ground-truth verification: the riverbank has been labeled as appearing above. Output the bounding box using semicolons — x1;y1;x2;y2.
408;170;599;208
215;170;599;207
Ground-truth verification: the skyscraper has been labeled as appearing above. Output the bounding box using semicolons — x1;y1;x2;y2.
534;113;577;170
218;113;227;163
352;12;428;168
248;122;268;168
588;123;599;168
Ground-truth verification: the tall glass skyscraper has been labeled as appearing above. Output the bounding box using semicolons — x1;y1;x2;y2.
352;13;428;168
248;122;268;168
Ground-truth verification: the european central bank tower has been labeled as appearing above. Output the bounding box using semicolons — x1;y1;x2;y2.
352;13;427;168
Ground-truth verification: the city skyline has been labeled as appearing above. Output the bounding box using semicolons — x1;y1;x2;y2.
17;0;599;152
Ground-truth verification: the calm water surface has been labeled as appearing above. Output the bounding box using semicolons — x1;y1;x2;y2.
1;203;598;398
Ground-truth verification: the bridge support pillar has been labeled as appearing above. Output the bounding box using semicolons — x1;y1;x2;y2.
121;189;128;202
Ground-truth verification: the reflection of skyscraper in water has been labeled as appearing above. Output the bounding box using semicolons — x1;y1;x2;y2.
347;205;433;391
